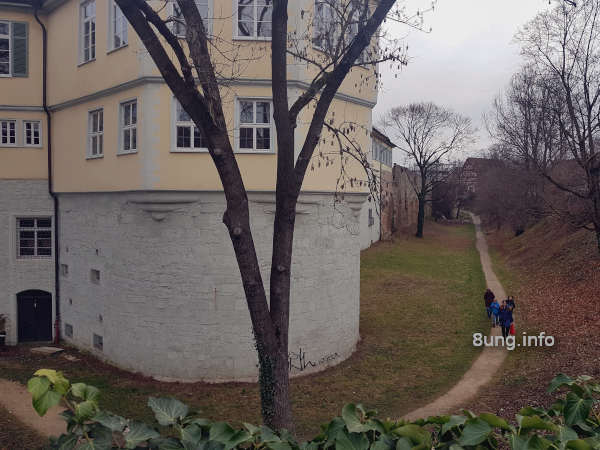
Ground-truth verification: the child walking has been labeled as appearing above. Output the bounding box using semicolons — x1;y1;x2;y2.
489;298;500;328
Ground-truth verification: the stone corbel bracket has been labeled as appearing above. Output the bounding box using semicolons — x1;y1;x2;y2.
127;192;200;221
250;193;321;215
342;192;369;219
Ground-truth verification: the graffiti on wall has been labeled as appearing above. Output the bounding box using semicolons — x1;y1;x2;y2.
288;348;340;372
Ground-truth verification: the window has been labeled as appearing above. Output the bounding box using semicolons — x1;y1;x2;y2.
0;21;9;76
0;120;16;145
236;0;272;39
109;0;127;50
93;333;103;351
0;21;27;77
87;109;103;158
120;100;137;153
17;217;52;258
23;120;41;146
174;100;206;152
368;208;374;227
170;0;211;37
80;0;96;63
64;323;73;338
237;99;273;152
90;269;100;284
60;264;69;277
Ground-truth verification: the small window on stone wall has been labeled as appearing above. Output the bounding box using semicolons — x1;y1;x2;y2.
93;333;103;351
61;264;69;277
64;323;73;338
90;269;100;284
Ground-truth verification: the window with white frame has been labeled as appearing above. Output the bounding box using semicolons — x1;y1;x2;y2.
0;119;16;145
24;120;41;146
170;0;211;37
109;0;127;50
236;0;272;39
120;100;137;153
174;100;206;151
17;217;52;258
80;0;96;63
87;109;103;157
0;20;28;77
0;21;9;76
238;99;273;152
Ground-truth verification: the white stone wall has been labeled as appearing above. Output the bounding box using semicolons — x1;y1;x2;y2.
0;180;55;344
59;191;365;382
359;195;380;250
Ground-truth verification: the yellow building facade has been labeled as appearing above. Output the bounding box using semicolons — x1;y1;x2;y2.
0;0;377;381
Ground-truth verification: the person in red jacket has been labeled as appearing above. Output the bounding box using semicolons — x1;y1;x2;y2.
484;289;495;318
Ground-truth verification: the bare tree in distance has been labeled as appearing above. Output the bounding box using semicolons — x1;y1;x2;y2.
383;102;475;238
514;0;600;251
114;0;434;431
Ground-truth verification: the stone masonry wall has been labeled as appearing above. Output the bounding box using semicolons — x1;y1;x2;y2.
0;180;55;344
58;191;365;382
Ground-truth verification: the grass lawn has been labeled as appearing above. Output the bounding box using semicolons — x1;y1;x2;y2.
0;221;488;441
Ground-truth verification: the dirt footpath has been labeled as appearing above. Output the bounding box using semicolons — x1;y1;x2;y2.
404;215;508;420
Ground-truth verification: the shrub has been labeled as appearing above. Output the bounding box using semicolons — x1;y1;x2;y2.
27;370;600;450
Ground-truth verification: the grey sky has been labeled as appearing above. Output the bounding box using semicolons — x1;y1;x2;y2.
372;0;553;162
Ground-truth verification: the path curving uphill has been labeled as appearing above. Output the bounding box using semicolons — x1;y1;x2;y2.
403;214;508;420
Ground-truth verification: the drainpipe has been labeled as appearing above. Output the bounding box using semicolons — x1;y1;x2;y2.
33;2;60;345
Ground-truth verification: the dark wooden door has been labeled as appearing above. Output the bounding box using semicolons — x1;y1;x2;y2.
17;290;52;342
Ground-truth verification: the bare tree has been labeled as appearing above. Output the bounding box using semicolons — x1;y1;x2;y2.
383;102;474;237
515;0;600;251
114;0;430;431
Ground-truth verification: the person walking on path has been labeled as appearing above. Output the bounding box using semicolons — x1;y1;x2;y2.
489;298;500;327
484;289;495;318
499;300;514;338
506;295;516;311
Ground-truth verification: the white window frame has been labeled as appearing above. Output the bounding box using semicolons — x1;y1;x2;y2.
0;119;17;147
234;0;272;41
171;98;208;153
0;20;11;77
234;97;275;153
79;0;96;64
119;99;138;154
108;0;128;52
169;0;213;37
16;217;52;259
87;108;103;159
23;120;42;147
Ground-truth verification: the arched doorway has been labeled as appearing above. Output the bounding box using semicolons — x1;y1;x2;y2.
17;290;52;342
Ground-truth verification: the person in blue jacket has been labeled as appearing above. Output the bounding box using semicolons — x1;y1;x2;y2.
498;300;514;338
489;298;500;327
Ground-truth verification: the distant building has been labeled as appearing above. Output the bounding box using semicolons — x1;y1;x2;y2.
462;157;504;193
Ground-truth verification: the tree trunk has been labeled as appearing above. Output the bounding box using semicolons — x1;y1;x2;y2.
416;195;426;238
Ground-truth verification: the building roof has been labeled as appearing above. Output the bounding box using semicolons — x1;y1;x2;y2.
371;127;396;149
463;157;503;173
0;0;65;12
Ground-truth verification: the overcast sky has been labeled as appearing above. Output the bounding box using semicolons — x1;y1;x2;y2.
372;0;553;162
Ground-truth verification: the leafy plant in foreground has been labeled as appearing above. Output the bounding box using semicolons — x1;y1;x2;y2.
27;370;600;450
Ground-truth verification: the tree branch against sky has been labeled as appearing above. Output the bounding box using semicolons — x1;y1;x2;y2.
383;102;475;237
114;0;427;431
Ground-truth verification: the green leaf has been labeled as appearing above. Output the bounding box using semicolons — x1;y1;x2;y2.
394;437;412;450
52;433;79;450
517;415;557;432
394;424;431;447
511;435;531;450
32;389;62;416
557;426;579;444
335;430;369;450
87;424;113;450
267;443;293;450
342;404;371;433
424;415;450;425
548;374;575;393
564;393;593;426
260;425;282;443
528;435;553;450
92;411;127;432
457;419;492;446
448;445;464;450
479;413;511;430
149;437;184;450
441;416;467;435
209;422;236;443
519;407;548;417
225;430;252;450
75;401;97;421
566;440;593;450
71;383;100;403
180;423;203;446
244;422;260;435
123;421;159;449
27;376;51;401
370;435;394;450
148;397;189;426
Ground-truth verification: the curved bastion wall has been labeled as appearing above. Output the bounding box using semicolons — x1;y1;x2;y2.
58;190;366;381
